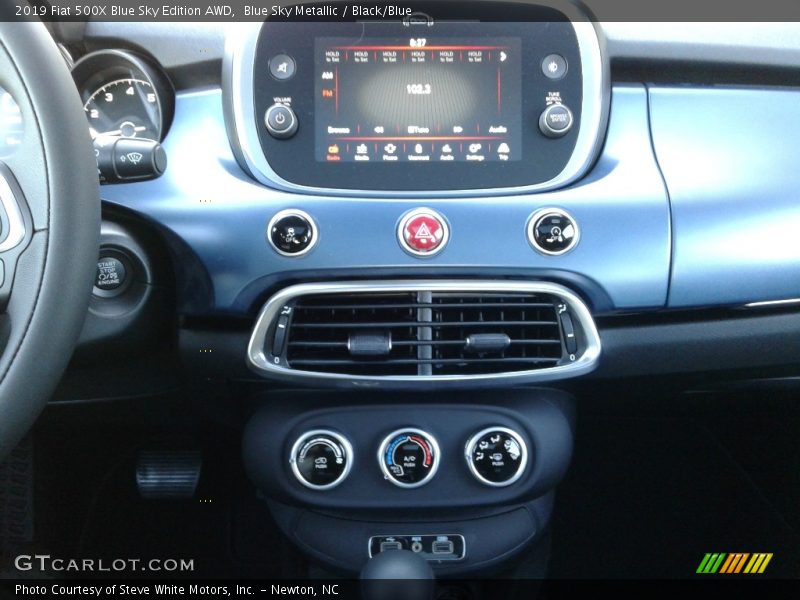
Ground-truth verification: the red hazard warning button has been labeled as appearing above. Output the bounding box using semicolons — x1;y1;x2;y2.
398;208;449;257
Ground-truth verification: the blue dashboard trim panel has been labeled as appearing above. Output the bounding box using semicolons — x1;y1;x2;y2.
649;86;800;309
100;85;670;316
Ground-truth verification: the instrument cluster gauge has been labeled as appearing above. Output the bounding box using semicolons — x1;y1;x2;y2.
0;85;24;158
71;50;174;143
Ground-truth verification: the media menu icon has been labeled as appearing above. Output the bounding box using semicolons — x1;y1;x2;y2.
354;143;370;161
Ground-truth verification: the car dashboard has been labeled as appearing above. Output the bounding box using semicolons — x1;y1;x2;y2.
60;17;800;381
7;1;800;582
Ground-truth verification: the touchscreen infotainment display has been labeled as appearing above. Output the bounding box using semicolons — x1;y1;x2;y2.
314;37;522;164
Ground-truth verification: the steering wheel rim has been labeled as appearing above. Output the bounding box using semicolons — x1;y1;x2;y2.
0;22;100;459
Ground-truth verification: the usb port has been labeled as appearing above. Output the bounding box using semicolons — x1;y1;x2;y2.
380;541;403;552
432;540;454;555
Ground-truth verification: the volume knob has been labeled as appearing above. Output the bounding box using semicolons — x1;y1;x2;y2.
265;103;298;139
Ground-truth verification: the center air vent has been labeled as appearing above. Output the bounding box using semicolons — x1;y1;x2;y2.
248;281;601;386
285;292;563;376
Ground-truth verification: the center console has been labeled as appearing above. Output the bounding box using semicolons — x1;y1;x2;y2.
224;0;607;578
243;389;574;574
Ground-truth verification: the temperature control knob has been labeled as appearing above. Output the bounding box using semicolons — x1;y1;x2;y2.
290;430;353;490
465;427;528;487
379;428;440;489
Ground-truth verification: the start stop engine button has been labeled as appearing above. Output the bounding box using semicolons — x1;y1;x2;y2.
96;256;126;291
93;251;132;298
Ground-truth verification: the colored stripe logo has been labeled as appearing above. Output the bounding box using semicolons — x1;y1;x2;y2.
697;553;773;574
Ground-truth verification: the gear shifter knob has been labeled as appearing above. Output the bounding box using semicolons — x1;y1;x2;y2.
361;550;435;600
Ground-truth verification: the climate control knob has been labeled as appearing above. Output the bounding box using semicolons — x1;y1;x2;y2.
465;427;528;487
290;430;353;490
379;428;440;489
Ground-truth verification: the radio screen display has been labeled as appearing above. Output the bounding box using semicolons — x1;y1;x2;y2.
314;37;522;164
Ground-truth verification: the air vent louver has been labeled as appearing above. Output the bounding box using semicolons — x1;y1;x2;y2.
282;291;566;376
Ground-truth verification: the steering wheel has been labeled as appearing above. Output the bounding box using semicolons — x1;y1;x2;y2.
0;22;100;459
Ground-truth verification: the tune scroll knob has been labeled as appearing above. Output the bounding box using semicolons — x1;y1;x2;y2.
379;428;440;489
465;427;528;487
290;430;353;490
538;103;573;138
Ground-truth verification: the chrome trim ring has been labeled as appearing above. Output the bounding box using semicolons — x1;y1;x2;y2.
396;207;450;258
247;279;601;387
464;426;529;488
266;208;318;258
222;5;609;197
289;429;354;491
378;427;441;489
